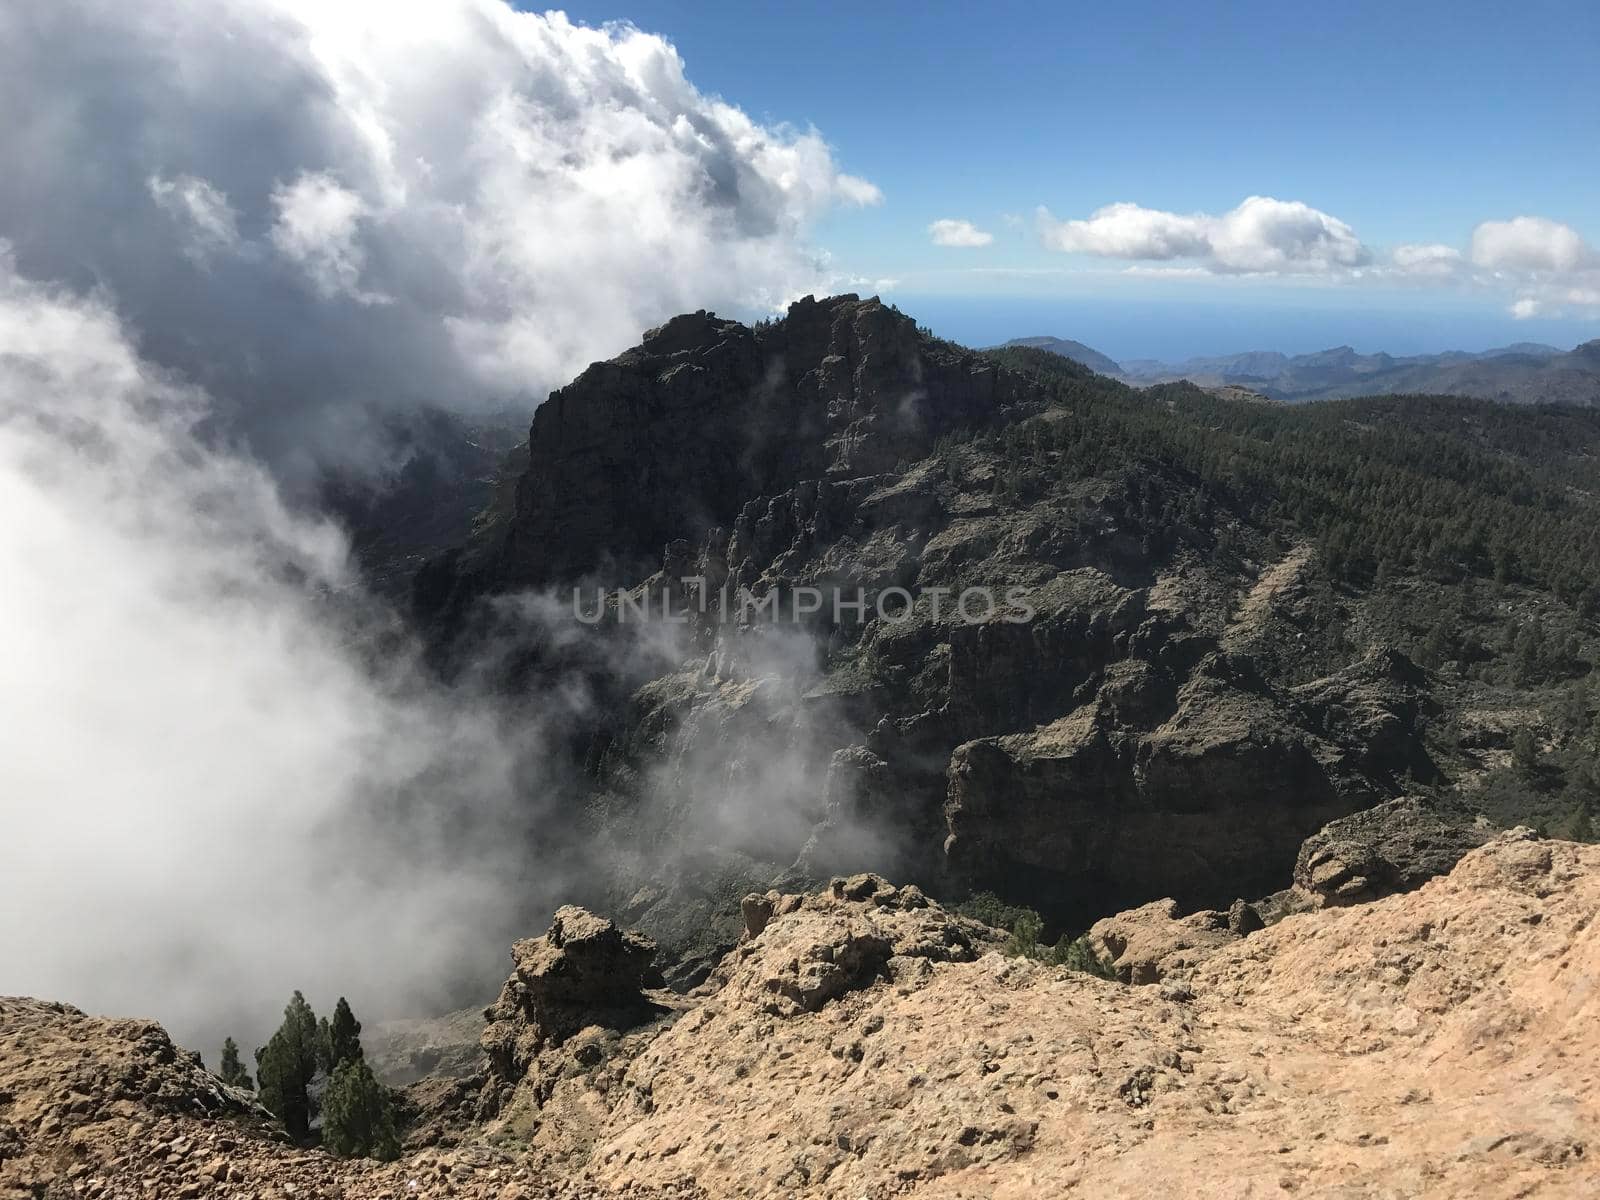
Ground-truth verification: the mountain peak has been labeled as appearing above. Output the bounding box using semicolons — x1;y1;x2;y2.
416;295;1034;616
999;336;1122;376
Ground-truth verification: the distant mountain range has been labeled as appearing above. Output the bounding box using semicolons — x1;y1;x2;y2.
1002;336;1600;406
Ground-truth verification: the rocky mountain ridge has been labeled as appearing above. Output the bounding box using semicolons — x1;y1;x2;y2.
405;295;1600;982
997;336;1124;376
1009;333;1600;406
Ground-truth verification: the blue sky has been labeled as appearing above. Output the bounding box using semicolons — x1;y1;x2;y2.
551;0;1600;358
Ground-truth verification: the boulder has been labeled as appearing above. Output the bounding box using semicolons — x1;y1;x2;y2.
1293;796;1497;907
1087;899;1238;984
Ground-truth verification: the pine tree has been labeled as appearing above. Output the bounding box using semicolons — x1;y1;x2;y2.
321;1058;400;1160
218;1037;252;1090
1513;620;1547;686
1572;799;1596;844
328;997;364;1070
255;992;320;1139
1419;618;1451;670
1512;727;1540;774
316;1016;334;1075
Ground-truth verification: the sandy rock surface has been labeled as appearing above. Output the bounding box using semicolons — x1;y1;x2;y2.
564;835;1600;1198
4;836;1597;1199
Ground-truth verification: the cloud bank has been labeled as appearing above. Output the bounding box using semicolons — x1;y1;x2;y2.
1469;217;1599;318
0;244;872;1052
0;253;566;1051
1036;195;1598;318
0;0;879;480
928;219;994;248
1036;196;1369;274
0;0;895;1055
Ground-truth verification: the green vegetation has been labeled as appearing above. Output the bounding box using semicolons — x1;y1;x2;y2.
321;1057;400;1161
218;1037;252;1090
315;1016;333;1074
253;991;397;1157
314;998;363;1074
981;346;1600;606
328;997;364;1071
955;889;1039;934
254;992;320;1139
958;892;1116;979
1572;799;1596;843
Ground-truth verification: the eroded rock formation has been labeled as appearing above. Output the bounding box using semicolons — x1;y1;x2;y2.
480;907;664;1091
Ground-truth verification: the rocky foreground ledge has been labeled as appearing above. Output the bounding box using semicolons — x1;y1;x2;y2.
4;833;1598;1199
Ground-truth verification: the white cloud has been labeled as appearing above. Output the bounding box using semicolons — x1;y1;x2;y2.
1040;201;1209;260
1463;217;1599;318
1392;242;1463;276
270;172;384;302
1507;283;1600;320
0;0;879;480
1471;216;1594;273
837;175;885;207
1448;217;1600;317
148;175;241;263
1209;197;1368;272
1037;194;1600;318
928;218;993;248
1037;196;1368;274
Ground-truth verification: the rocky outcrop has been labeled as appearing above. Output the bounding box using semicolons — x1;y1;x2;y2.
1082;794;1505;983
711;873;1001;1016
480;907;663;1090
0;999;257;1134
0;999;663;1200
1086;899;1238;984
1293;794;1498;906
942;648;1431;915
577;834;1600;1198
1290;647;1439;780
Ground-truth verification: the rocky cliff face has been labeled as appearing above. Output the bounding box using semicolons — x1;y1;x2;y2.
943;647;1433;912
415;295;1034;615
